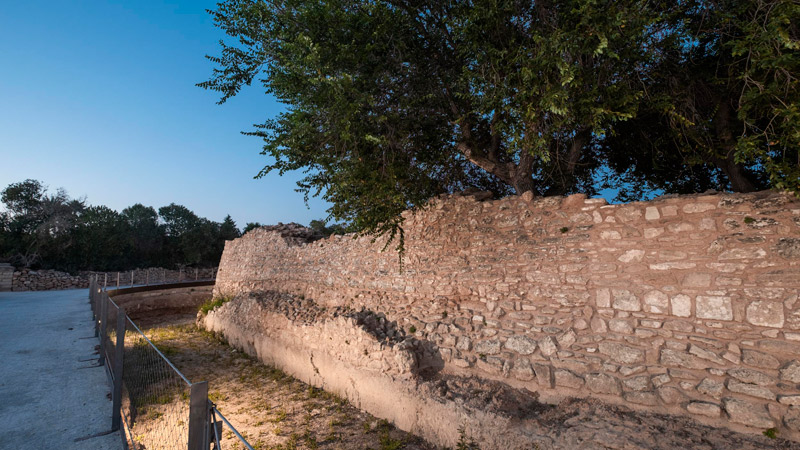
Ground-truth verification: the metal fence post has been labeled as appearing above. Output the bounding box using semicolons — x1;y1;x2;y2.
146;269;150;286
111;307;126;431
99;293;109;365
103;273;108;290
188;381;210;450
116;272;120;289
131;271;134;287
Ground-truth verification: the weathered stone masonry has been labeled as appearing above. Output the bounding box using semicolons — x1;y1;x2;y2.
208;190;800;443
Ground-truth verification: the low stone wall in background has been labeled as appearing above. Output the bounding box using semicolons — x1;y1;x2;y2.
8;267;217;292
210;189;800;444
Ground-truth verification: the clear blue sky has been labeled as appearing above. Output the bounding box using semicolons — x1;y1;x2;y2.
0;0;330;227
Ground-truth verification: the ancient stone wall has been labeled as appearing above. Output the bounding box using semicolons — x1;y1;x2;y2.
210;190;800;442
11;267;217;291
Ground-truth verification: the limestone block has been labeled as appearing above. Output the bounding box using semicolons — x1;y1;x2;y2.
779;395;800;406
618;249;645;263
660;349;710;370
657;386;686;404
624;391;659;406
670;295;692;318
599;342;645;365
726;380;775;401
745;301;785;328
596;288;611;308
780;360;800;383
612;289;640;312
681;273;711;288
622;376;650;392
695;296;733;321
585;373;621;395
504;336;537;355
533;363;553;388
645;207;660;220
554;369;584;389
474;339;501;355
609;319;633;334
697;378;724;399
539;336;558;357
687;401;721;417
683;203;717;213
727;368;773;386
643;290;669;314
786;406;800;431
723;398;775;428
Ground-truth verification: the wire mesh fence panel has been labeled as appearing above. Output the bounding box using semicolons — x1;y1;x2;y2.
104;299;119;370
122;316;191;450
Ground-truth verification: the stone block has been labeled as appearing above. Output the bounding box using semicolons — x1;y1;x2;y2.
727;368;773;386
687;401;721;417
554;369;584;389
533;363;553;388
474;339;501;355
695;296;733;321
779;395;800;406
742;349;781;369
645;207;660;220
622;376;650;391
599;342;645;365
723;398;775;428
511;358;535;381
539;336;558;357
660;349;710;370
688;344;725;365
643;290;669;314
745;301;785;328
609;319;633;334
612;289;640;312
618;249;645;263
585;373;621;395
780;360;800;383
786;406;800;432
504;336;537;355
624;391;659;406
657;386;686;404
681;273;711;288
697;378;724;399
595;288;611;308
726;379;775;401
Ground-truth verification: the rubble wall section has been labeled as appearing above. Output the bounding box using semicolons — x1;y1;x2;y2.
211;190;800;440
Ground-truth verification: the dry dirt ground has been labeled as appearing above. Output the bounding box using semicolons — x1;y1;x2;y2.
132;314;800;450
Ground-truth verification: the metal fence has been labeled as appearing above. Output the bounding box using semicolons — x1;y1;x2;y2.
89;276;254;450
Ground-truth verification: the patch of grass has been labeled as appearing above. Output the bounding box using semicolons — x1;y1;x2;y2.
763;428;778;439
559;226;569;233
199;296;233;315
744;216;756;224
408;326;417;334
272;408;287;423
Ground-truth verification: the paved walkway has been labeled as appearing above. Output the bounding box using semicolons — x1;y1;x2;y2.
0;289;123;450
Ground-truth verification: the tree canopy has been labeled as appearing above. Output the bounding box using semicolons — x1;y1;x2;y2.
201;0;799;243
0;180;244;271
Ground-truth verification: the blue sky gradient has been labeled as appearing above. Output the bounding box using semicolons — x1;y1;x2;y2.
0;0;330;227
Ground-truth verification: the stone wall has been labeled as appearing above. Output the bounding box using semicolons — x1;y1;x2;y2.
209;190;800;443
11;267;217;291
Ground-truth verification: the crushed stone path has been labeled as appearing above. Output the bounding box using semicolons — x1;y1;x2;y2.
0;289;123;450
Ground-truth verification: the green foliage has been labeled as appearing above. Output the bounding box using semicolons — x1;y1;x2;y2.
763;427;779;439
744;216;756;224
201;0;664;246
0;179;244;271
602;0;800;198
199;296;233;315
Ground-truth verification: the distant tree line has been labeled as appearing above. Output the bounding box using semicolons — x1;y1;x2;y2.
0;179;248;272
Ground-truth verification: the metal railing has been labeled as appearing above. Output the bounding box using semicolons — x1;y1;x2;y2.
89;276;254;450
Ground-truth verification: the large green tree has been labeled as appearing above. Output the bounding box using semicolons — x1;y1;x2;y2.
601;0;799;198
200;0;667;241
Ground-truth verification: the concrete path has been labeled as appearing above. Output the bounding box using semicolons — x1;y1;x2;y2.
0;289;123;450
